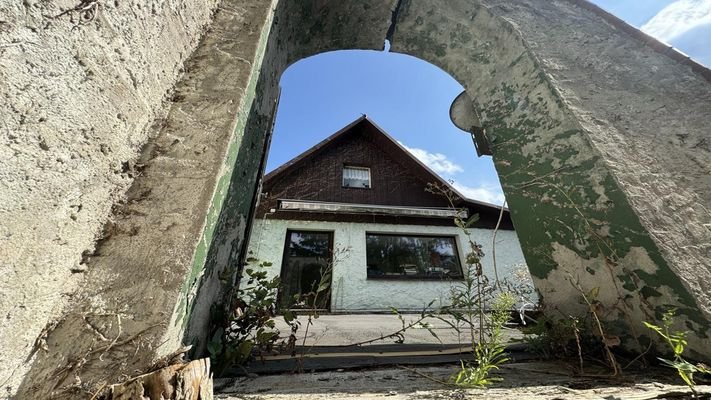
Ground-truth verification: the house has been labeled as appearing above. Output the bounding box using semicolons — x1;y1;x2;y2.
243;116;530;312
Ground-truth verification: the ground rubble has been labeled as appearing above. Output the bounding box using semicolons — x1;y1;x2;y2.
211;314;711;400
214;361;711;400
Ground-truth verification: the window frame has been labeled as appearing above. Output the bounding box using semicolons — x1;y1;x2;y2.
342;165;372;189
364;232;465;281
278;229;335;310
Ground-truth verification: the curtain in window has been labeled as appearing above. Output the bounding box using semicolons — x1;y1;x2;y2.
343;167;369;181
343;167;370;187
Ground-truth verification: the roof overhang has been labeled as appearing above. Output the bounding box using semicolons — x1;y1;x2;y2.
278;199;467;219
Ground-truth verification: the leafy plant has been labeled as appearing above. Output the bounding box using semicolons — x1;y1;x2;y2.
499;263;538;323
644;309;711;394
522;315;578;360
522;281;622;376
450;292;515;387
291;257;332;361
439;245;489;343
208;257;285;376
426;182;520;387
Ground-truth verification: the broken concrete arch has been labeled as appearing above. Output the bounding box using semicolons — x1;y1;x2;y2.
14;0;711;397
188;0;711;354
188;0;711;358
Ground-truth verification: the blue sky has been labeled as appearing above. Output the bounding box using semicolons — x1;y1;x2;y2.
266;1;711;205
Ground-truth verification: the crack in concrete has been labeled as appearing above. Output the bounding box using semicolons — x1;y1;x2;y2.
385;0;404;45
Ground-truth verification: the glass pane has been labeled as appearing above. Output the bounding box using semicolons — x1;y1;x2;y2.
366;234;462;279
287;231;330;257
280;231;331;309
343;167;370;188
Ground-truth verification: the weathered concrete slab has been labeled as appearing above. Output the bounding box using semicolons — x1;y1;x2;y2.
481;0;711;355
13;1;278;398
10;0;398;397
216;363;711;400
0;0;217;395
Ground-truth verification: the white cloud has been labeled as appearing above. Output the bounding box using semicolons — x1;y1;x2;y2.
399;143;463;175
451;182;506;205
397;141;505;204
641;0;711;41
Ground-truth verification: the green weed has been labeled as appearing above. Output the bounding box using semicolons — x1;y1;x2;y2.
644;309;711;394
449;293;515;387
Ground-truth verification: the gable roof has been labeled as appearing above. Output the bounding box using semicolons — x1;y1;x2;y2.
264;115;506;212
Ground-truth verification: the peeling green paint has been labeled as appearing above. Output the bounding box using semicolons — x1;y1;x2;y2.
481;74;709;339
388;0;711;347
174;11;275;330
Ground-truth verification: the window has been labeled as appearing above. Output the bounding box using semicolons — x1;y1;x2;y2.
279;230;333;309
342;166;371;188
366;233;463;279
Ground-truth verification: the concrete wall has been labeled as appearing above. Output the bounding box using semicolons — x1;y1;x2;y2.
0;0;218;395
245;219;530;312
480;0;711;331
6;0;287;397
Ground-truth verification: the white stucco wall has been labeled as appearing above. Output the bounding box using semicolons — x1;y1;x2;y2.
244;218;531;312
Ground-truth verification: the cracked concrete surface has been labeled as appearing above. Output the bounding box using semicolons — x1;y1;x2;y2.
0;0;218;396
215;363;711;400
479;0;711;354
9;1;284;398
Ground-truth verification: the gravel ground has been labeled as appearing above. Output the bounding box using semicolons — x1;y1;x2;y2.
215;361;711;400
216;314;710;399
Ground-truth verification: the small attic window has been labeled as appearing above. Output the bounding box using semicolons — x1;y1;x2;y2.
343;166;371;189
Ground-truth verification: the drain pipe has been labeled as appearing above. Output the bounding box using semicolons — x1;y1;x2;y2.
255;205;276;259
